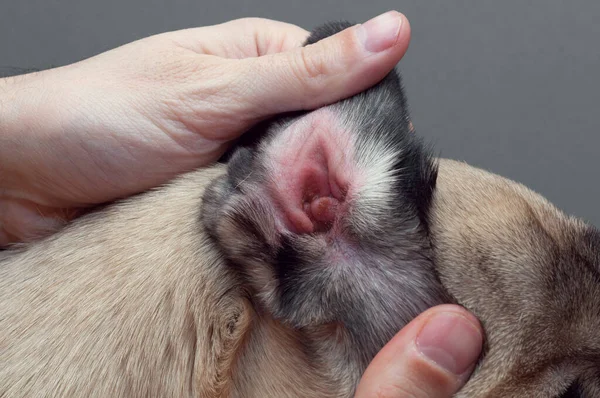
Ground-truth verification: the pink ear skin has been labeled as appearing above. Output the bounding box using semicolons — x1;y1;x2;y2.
309;196;339;224
264;110;358;236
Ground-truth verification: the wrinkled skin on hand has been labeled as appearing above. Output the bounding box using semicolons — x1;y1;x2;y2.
0;13;410;245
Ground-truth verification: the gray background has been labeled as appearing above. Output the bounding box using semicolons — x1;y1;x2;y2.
2;1;599;224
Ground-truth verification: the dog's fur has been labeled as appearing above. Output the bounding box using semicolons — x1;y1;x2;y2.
432;160;600;397
1;22;599;398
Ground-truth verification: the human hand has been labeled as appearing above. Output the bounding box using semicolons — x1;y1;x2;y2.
355;305;483;398
0;11;411;246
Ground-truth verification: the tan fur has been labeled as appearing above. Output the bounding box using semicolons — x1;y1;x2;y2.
0;165;342;398
432;159;600;397
1;160;598;397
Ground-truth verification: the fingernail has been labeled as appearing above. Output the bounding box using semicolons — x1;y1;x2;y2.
357;11;403;53
416;312;483;375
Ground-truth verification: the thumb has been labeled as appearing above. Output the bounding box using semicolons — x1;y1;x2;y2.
237;11;411;116
354;305;483;398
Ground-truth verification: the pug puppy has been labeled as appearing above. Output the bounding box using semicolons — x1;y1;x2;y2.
1;22;598;398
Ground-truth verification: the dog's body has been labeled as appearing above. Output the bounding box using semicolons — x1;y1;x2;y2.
0;165;353;398
1;22;599;398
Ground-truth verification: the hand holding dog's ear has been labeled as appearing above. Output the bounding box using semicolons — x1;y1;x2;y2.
355;305;483;398
0;12;409;246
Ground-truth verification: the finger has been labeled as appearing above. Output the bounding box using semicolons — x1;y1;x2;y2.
0;198;73;246
0;227;11;247
166;17;309;58
354;305;483;398
234;11;411;116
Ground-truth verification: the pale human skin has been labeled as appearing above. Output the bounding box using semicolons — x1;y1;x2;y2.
0;12;483;397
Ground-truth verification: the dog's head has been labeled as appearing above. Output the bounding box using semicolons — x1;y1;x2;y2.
432;159;600;397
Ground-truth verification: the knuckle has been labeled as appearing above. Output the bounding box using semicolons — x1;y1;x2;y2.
231;17;272;25
295;47;328;82
229;16;268;29
367;351;456;398
284;47;330;106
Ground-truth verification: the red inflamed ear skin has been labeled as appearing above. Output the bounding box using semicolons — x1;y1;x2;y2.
262;110;360;236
